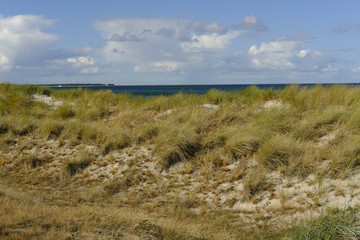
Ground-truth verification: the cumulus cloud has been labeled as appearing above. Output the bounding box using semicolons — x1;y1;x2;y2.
66;56;99;74
94;18;244;73
0;15;101;80
47;56;100;75
181;31;242;52
1;14;342;84
0;15;57;70
248;40;333;71
248;41;301;69
0;56;11;72
242;15;268;31
93;16;339;83
231;15;268;32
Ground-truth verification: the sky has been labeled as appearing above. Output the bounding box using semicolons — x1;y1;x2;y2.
1;0;360;85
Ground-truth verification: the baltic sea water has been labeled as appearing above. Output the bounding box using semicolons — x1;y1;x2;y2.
49;83;360;96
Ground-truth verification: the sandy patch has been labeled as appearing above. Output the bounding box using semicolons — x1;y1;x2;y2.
32;94;63;108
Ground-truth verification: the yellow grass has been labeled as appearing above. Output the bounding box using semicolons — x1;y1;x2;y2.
0;83;359;239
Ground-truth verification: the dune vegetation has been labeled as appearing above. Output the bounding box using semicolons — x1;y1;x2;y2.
0;83;359;239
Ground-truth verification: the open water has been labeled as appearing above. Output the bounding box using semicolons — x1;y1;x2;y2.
49;83;360;96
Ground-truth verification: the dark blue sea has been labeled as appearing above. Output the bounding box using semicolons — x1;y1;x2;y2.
49;83;360;96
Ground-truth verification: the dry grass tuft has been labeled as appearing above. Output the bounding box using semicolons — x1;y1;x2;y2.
257;135;304;171
64;151;95;176
242;166;268;199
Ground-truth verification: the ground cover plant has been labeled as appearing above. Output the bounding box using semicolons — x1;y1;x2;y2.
0;83;359;239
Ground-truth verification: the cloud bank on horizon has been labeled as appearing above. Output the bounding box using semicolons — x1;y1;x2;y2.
0;13;359;84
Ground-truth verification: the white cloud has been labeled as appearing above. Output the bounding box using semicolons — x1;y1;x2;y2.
94;18;243;73
94;18;231;41
135;61;184;73
248;41;301;69
133;65;141;72
94;18;187;40
297;50;310;58
153;61;184;72
48;56;100;75
0;55;11;72
322;65;338;72
181;31;242;52
152;61;181;72
351;67;360;73
190;21;228;34
93;17;338;83
243;15;257;27
1;15;344;84
248;40;332;71
0;15;101;81
67;56;96;66
66;56;99;74
232;15;268;32
0;15;57;69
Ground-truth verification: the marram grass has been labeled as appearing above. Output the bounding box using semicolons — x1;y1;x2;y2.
0;83;359;239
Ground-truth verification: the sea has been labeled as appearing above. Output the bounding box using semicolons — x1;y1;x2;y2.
48;83;359;97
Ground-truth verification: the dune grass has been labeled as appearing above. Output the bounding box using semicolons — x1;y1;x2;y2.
0;83;360;239
287;208;360;240
1;84;359;172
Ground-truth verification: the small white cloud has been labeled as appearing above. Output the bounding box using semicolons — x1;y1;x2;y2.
80;67;99;74
322;65;338;72
67;56;96;66
66;56;99;74
248;40;332;71
243;15;257;27
152;61;183;72
239;15;268;31
0;55;12;72
351;67;360;73
134;65;141;72
133;61;184;73
48;56;100;75
297;50;309;58
181;31;242;52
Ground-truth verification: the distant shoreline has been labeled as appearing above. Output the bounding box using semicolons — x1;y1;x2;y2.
36;82;360;87
34;82;360;96
38;83;115;87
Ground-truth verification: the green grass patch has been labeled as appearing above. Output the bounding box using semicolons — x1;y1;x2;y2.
287;208;360;240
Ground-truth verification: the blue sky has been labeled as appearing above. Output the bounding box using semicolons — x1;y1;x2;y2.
1;0;360;85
